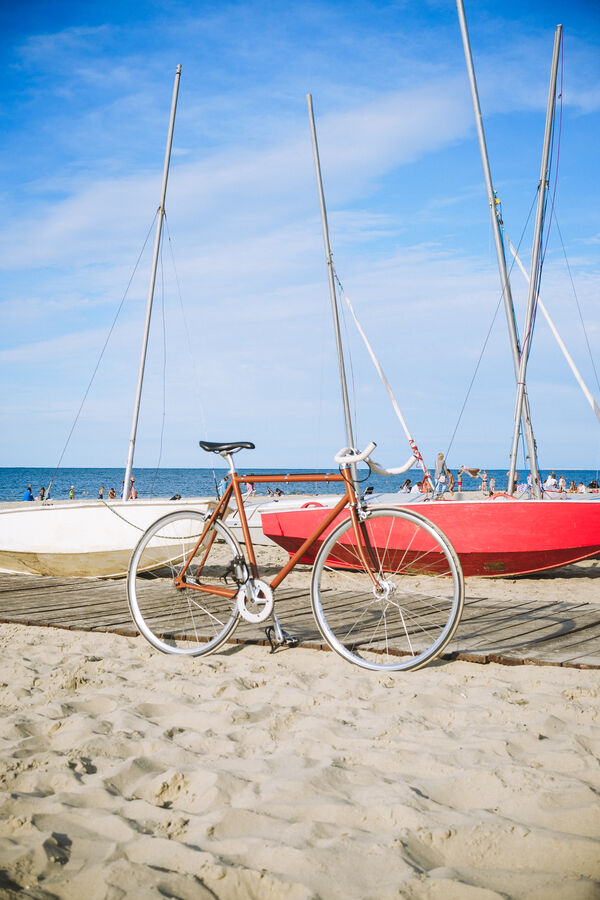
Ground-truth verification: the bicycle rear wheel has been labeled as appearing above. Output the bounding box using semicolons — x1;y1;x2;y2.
127;510;242;656
310;507;464;672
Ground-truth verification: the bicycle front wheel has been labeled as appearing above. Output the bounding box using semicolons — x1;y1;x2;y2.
127;510;242;656
311;507;464;672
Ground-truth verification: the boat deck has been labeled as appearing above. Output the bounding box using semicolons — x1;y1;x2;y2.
0;567;599;669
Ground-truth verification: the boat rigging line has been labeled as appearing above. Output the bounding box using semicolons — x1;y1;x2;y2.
162;214;221;495
45;213;158;501
148;233;168;497
333;272;428;481
554;216;600;402
502;223;600;428
441;190;538;470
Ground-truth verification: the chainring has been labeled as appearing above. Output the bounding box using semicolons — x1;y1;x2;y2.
236;579;274;623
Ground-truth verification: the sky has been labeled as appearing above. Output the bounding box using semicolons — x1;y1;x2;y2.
1;0;599;473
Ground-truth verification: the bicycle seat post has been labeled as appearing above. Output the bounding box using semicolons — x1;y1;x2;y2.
220;451;238;476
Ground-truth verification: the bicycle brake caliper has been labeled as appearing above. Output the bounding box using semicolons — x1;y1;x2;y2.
357;504;369;522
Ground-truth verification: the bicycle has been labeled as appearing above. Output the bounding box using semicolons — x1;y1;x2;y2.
127;440;465;672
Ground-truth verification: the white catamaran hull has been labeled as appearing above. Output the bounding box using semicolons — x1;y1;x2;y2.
0;498;215;578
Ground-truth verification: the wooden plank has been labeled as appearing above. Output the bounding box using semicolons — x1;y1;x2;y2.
1;572;600;669
517;625;600;662
456;610;600;653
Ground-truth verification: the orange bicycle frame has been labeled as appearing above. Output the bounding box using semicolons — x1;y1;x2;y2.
174;465;378;595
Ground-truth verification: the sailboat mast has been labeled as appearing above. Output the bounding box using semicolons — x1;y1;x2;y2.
456;0;539;492
123;65;181;500
507;26;562;496
306;94;357;467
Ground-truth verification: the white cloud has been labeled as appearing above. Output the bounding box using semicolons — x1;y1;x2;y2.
2;2;599;469
0;78;473;275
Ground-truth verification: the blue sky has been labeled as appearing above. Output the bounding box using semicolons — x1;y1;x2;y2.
1;0;599;472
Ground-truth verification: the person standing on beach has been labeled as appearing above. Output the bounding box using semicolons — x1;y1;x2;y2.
68;486;74;500
480;470;488;492
22;484;34;501
39;486;46;501
489;476;496;495
108;487;116;499
98;485;105;500
434;452;449;496
129;478;138;500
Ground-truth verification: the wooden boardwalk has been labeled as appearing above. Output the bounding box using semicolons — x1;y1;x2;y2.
0;571;599;669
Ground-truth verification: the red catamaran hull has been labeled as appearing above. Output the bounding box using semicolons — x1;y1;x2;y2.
261;499;600;577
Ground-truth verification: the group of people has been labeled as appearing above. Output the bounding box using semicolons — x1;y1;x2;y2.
397;455;596;498
22;484;51;502
95;479;137;500
98;485;118;500
427;455;495;497
21;478;138;502
96;480;139;500
218;474;285;501
111;478;138;500
543;472;589;494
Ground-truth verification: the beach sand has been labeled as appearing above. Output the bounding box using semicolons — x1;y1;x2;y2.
0;581;599;898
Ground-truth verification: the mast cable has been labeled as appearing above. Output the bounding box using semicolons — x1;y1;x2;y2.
164;215;220;492
442;191;538;464
333;271;429;480
502;218;600;429
149;238;168;496
554;216;600;397
46;214;158;499
336;277;359;445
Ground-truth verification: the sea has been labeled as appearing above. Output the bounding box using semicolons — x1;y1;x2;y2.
2;466;599;503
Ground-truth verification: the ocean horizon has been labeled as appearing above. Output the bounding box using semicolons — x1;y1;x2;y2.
3;465;599;503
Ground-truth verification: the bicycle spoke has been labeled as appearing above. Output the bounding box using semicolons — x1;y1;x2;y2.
128;511;241;656
312;508;464;671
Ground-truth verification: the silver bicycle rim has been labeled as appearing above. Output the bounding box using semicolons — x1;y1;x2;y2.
310;507;464;672
127;510;241;656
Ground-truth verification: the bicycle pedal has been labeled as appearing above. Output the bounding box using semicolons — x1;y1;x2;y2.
264;627;299;653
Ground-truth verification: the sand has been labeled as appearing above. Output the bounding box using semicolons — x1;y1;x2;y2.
0;604;599;898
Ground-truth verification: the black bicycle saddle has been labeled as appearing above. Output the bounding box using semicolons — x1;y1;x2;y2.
199;440;255;454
